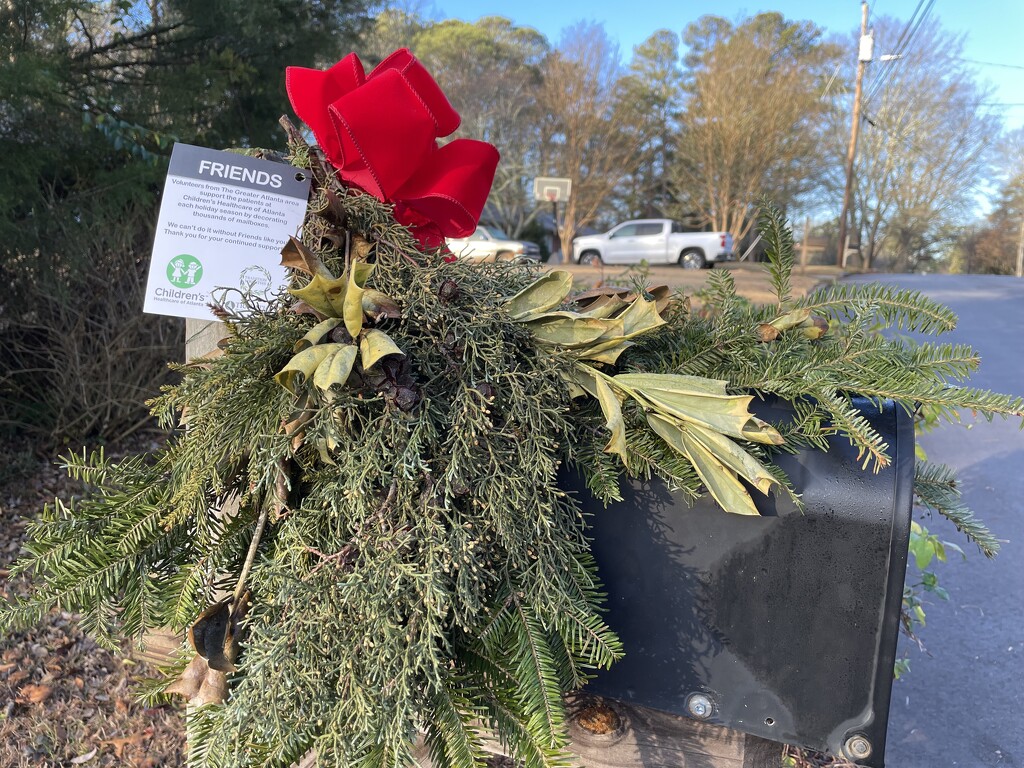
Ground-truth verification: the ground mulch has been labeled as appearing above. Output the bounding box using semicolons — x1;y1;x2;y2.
0;440;187;767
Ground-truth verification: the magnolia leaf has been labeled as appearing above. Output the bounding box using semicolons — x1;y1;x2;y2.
577;294;630;319
648;413;761;516
799;316;829;339
165;653;228;707
313;344;358;392
739;415;786;445
294;318;343;352
526;313;612;348
276;344;346;394
579;339;635;365
683;422;778;495
615;373;784;445
616;297;666;338
757;323;781;342
290;299;326;319
647;285;673;314
351;234;373;261
360;329;405;369
289;274;347;317
504;270;573;320
188;592;251;674
281;235;328;277
343;261;375;337
362;289;402;320
574;368;628;463
770;308;812;332
321;188;348;226
572;285;630;305
559;372;588;399
614;372;730;396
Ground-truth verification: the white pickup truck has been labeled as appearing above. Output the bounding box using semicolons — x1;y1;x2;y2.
572;219;735;269
446;225;541;263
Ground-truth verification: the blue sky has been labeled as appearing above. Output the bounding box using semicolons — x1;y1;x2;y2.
429;0;1024;131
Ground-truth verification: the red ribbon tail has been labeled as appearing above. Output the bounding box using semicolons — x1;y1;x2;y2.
398;140;501;238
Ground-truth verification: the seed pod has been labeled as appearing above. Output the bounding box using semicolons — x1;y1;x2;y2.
474;381;497;402
437;279;461;304
393;385;421;412
329;326;354;345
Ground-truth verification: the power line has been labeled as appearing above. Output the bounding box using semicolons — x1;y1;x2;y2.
863;0;935;106
957;57;1024;71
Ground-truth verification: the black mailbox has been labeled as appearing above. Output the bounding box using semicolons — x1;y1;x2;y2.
577;396;914;767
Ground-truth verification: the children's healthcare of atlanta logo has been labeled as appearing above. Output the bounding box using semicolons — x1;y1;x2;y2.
166;255;203;288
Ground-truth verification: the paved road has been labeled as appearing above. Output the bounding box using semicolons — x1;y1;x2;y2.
841;274;1024;768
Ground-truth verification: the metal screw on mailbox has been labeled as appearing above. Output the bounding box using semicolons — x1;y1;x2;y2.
844;735;872;760
685;693;713;720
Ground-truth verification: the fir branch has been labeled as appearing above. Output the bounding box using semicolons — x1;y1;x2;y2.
758;198;795;305
915;461;1000;557
794;283;958;334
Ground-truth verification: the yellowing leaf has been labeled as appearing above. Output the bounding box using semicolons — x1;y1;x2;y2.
313;345;358;391
574;369;628;464
504;270;573;320
648;413;761;516
288;274;348;317
683;422;778;495
579;339;634;365
769;308;811;332
616;297;666;338
360;329;404;369
614;373;783;445
526;313;612;348
343;261;375;337
294;317;342;352
276;344;346;394
576;293;629;319
614;372;730;396
647;284;673;314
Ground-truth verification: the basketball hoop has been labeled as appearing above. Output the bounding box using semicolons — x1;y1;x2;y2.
533;176;572;204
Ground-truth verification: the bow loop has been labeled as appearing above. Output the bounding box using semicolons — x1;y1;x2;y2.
286;49;498;249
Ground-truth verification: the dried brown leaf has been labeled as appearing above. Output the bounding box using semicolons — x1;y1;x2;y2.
281;236;325;277
18;683;53;704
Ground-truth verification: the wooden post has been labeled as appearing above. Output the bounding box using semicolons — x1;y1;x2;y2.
837;1;870;268
135;317;226;669
410;695;781;768
800;216;811;274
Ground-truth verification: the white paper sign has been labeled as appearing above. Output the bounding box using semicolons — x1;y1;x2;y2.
144;143;311;320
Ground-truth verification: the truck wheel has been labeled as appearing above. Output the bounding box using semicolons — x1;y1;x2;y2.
496;250;513;261
679;249;706;270
580;251;602;266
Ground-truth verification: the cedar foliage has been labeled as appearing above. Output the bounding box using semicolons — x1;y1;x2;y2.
2;135;1021;766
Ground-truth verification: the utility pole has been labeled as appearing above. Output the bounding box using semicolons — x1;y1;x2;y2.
837;1;871;268
1016;218;1023;278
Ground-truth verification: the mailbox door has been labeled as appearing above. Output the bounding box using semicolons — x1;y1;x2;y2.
578;396;914;767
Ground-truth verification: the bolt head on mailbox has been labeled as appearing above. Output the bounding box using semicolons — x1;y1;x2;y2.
574;396;914;768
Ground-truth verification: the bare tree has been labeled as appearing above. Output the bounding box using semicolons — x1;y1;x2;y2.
673;13;841;243
413;17;549;237
851;15;1000;271
537;22;643;249
614;30;684;220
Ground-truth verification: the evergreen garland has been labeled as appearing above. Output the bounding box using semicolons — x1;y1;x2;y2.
3;128;1022;768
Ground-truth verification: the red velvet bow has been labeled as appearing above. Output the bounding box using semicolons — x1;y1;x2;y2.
286;49;500;250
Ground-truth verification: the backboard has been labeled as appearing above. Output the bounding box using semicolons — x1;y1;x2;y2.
533;176;572;203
